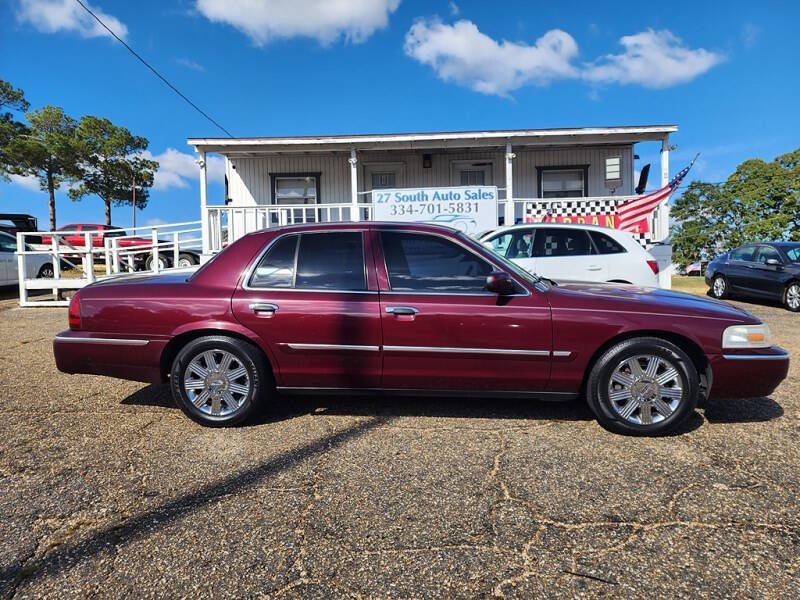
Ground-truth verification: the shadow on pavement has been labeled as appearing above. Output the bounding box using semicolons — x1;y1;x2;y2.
703;396;784;423
1;415;391;592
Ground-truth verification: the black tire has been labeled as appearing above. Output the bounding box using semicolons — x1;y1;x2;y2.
145;253;171;271
710;274;729;299
177;252;198;268
169;335;271;427
784;281;800;312
37;264;54;278
585;337;699;436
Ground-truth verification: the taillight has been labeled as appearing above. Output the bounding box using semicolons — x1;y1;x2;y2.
68;293;81;330
647;260;660;275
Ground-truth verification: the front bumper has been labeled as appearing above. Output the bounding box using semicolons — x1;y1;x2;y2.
707;347;790;399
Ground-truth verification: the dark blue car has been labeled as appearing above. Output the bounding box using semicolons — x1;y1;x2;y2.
705;242;800;311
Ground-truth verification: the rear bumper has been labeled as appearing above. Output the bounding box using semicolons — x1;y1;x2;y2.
53;331;166;383
708;347;790;399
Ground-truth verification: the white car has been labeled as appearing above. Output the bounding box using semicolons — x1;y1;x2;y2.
479;223;660;287
0;231;54;285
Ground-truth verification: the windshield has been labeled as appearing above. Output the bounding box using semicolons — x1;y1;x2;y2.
456;231;549;289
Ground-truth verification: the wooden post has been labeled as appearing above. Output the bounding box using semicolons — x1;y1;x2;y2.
172;231;180;267
111;237;120;274
84;232;95;283
505;142;515;227
16;232;28;306
104;237;112;276
349;149;360;222
151;229;160;274
199;151;210;256
51;233;61;299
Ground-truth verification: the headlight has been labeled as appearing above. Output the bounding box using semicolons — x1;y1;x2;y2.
722;324;772;349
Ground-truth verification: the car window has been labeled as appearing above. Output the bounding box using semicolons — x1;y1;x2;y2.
486;230;534;259
755;246;781;264
250;234;298;288
589;231;626;254
0;232;16;252
532;228;592;257
784;247;800;263
295;232;366;290
381;231;493;293
730;246;755;261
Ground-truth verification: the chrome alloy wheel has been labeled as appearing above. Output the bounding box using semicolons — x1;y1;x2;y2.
607;354;683;425
787;284;800;310
183;349;250;417
177;257;194;268
713;276;726;297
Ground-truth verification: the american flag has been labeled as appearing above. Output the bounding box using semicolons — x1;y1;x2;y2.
616;154;699;233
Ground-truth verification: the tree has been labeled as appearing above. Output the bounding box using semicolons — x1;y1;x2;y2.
69;116;158;225
671;149;800;268
5;105;80;230
0;79;31;181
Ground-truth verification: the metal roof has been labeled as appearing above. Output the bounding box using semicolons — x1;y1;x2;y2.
189;125;677;155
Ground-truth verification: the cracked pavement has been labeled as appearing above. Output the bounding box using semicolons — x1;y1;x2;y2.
0;293;799;598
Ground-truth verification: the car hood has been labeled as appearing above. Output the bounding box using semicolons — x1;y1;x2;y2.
548;281;758;322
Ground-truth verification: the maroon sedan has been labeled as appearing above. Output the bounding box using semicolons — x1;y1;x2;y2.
53;223;789;435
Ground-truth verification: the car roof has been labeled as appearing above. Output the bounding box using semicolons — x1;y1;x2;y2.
243;221;462;237
482;222;619;237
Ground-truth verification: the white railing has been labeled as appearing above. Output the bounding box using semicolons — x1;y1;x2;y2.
16;220;202;307
206;204;372;252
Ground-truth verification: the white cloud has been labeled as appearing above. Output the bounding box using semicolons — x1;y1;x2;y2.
582;29;723;89
145;218;168;226
16;0;128;40
175;57;205;71
8;174;42;192
195;0;400;46
405;21;722;97
448;1;459;16
404;19;578;97
142;148;225;191
741;22;761;49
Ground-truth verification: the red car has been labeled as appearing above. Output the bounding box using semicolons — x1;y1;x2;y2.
53;223;789;435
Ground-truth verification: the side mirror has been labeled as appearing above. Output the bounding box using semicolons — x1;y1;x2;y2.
486;271;516;295
765;258;783;268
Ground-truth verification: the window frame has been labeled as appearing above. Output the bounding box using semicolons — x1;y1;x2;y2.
244;230;373;293
536;165;589;199
269;172;321;206
604;156;622;183
377;229;530;297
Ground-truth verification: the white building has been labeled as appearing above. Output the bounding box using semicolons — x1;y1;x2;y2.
189;124;676;259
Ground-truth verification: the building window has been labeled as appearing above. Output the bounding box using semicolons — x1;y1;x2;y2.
460;170;485;186
605;157;621;181
538;166;587;198
452;161;492;186
270;173;320;205
371;172;396;189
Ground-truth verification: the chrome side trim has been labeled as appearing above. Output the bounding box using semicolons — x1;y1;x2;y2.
285;343;380;352
276;386;578;400
722;353;789;361
54;335;149;346
552;350;573;357
382;345;550;356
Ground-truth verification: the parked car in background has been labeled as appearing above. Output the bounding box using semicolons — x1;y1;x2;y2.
706;242;800;311
0;230;54;284
479;223;660;287
40;224;200;270
54;222;788;436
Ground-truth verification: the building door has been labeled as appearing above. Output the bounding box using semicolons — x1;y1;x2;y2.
374;230;552;392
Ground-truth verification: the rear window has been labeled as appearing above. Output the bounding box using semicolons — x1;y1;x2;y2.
785;247;800;263
532;228;592;257
730;246;755;261
589;231;626;254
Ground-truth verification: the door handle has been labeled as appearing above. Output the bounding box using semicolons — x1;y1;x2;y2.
249;302;279;316
385;306;419;316
587;265;602;271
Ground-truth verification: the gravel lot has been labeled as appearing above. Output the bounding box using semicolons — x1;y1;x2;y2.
1;287;799;598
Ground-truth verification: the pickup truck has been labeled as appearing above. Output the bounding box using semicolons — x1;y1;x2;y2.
40;224;200;271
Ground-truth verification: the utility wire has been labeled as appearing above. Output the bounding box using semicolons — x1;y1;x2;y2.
74;0;234;137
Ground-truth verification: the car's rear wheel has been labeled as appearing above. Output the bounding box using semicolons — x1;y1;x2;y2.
710;274;729;299
37;264;54;278
170;336;269;427
145;253;170;271
177;252;197;268
586;337;699;436
784;282;800;312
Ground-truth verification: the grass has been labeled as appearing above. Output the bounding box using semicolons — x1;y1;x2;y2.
671;275;708;295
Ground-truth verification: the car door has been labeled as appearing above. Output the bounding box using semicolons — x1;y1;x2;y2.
374;229;552;392
748;245;785;297
529;227;608;282
725;245;757;292
232;229;382;389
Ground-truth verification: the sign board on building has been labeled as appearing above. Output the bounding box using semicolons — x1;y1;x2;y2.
371;186;498;236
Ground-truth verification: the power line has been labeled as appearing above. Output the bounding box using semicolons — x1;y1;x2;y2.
74;0;234;137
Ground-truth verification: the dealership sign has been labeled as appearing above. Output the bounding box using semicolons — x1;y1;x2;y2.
372;186;498;235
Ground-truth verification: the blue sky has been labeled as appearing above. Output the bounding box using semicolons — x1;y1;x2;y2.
1;0;798;230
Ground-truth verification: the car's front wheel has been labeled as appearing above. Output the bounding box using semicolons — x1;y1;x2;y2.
586;337;699;436
783;282;800;312
710;274;729;299
170;335;269;427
